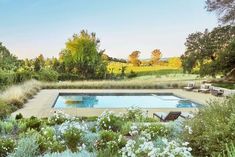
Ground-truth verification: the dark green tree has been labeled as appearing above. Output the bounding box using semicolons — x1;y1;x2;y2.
34;58;41;72
182;25;235;76
205;0;235;24
0;42;19;71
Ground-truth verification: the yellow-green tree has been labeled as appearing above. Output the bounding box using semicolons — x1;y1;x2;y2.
151;49;161;65
168;57;182;68
128;51;141;66
61;30;107;79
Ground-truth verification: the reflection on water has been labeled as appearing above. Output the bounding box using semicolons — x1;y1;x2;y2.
177;100;193;108
63;96;98;108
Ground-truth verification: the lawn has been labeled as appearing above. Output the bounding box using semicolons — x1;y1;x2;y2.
107;62;182;76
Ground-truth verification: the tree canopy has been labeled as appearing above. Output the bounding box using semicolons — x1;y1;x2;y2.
150;49;162;65
0;42;19;71
128;51;141;66
59;30;107;79
181;25;235;77
205;0;235;24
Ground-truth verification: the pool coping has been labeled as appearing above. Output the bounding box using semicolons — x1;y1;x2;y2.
11;89;223;118
52;92;202;109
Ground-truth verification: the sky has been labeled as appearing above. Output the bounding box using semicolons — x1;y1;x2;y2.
0;0;218;59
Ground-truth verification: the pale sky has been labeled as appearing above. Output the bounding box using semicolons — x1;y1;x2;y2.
0;0;218;59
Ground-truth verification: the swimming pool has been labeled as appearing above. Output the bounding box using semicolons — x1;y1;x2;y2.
53;93;201;108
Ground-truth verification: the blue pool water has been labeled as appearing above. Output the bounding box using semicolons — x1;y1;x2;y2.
53;93;200;108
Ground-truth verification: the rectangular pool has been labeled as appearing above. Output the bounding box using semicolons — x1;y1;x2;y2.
53;93;201;108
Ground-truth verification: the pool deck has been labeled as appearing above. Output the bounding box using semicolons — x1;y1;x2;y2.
11;89;223;118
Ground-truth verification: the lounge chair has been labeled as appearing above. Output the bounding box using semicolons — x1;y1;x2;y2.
211;89;224;97
180;112;194;119
153;111;181;122
184;82;195;91
199;83;211;93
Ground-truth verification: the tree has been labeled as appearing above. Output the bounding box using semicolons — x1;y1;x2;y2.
150;49;161;65
33;54;45;72
181;25;235;76
217;39;235;76
61;30;107;79
0;42;19;71
205;0;235;24
128;51;141;66
168;57;182;68
34;57;41;72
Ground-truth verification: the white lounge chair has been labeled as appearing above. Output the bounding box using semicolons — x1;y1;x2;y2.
199;83;211;93
184;82;195;91
180;112;194;119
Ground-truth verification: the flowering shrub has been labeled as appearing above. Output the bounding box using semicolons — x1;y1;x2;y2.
95;130;126;154
97;110;123;132
121;138;192;157
47;110;69;125
39;126;66;153
140;123;169;138
129;123;169;139
0;138;15;157
58;121;88;134
125;106;148;122
0;109;206;156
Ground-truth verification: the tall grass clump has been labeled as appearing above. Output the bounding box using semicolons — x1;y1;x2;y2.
43;79;190;90
0;80;41;109
182;95;235;156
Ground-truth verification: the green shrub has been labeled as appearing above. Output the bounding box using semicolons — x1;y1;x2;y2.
25;116;42;131
0;71;15;88
0;71;33;89
62;127;83;152
127;70;137;78
140;123;169;139
39;127;66;153
37;69;58;82
95;130;126;154
58;73;81;81
14;71;32;83
9;135;39;157
0;138;15;157
183;95;235;156
125;106;148;122
120;121;132;135
0;100;12;119
215;143;235;157
0;118;18;135
15;113;23;120
97;111;123;132
47;112;67;125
